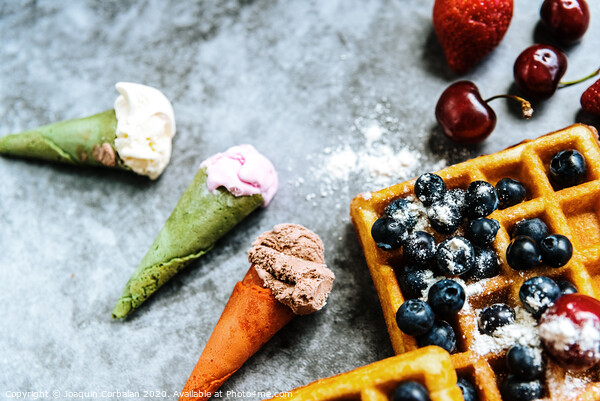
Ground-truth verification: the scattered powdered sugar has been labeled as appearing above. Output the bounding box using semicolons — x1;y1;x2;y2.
472;306;540;356
416;274;485;301
525;289;557;316
418;270;442;301
427;201;455;225
299;101;447;201
546;361;594;400
305;141;422;199
361;120;383;144
455;277;488;298
402;195;433;233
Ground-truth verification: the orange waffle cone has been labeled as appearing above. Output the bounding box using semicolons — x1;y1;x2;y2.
179;265;295;401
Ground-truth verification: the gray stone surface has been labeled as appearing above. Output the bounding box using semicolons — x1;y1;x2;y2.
1;1;599;400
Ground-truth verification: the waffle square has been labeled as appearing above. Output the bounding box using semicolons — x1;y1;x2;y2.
350;124;600;401
269;346;462;401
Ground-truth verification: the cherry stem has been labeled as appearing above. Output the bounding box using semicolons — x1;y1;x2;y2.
559;68;600;88
485;94;534;120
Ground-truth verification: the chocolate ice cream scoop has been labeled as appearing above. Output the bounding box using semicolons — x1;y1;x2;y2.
248;223;335;315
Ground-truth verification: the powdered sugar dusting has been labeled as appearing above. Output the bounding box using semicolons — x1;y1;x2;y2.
546;361;594;400
418;270;441;301
457;277;488;297
427;202;455;224
472;306;540;356
417;274;485;302
299;101;447;201
403;195;433;233
359;192;372;200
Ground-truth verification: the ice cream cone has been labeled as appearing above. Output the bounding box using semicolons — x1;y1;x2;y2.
0;82;176;179
112;144;278;319
179;265;295;401
0;110;124;168
111;168;264;319
179;223;335;401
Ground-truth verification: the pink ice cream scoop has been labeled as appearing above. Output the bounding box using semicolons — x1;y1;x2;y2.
200;144;278;206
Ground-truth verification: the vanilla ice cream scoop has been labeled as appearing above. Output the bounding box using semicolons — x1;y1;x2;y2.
114;82;176;179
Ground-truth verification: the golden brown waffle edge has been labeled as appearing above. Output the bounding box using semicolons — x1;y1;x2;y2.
265;346;462;401
350;124;600;401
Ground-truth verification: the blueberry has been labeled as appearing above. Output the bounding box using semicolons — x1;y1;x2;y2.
519;276;561;319
501;375;542;401
415;173;446;206
385;198;418;230
557;279;577;295
457;377;478;401
466;218;500;247
540;234;573;268
399;265;434;299
444;188;467;213
464;247;500;281
506;345;543;381
396;299;435;336
436;237;475;276
496;178;527;209
478;303;515;335
404;231;436;267
371;217;407;250
427;279;465;316
427;199;462;234
506;236;541;271
392;381;431;401
416;320;456;353
550;149;587;189
465;181;498;218
512;218;549;244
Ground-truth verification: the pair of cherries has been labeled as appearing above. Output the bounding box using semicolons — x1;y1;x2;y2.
436;0;593;144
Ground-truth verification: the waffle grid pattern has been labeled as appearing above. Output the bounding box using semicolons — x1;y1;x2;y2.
350;125;600;401
270;346;462;401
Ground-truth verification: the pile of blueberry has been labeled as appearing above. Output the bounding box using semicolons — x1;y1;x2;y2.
395;280;463;353
373;151;586;400
475;275;575;336
473;276;577;401
506;217;573;271
374;172;519;355
502;344;544;401
475;275;576;338
371;172;516;279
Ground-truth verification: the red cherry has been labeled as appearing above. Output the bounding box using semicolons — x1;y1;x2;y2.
514;44;568;100
435;81;497;144
435;81;533;145
539;294;600;370
541;0;590;43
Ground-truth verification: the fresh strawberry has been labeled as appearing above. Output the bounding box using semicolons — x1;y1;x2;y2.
581;78;600;116
433;0;514;74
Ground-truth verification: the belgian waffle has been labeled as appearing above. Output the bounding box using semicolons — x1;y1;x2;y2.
267;346;462;401
350;124;600;400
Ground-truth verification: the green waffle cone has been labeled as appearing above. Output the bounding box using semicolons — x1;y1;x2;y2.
0;109;128;169
112;168;264;319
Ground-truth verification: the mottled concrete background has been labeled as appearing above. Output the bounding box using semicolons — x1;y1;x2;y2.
1;1;599;400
